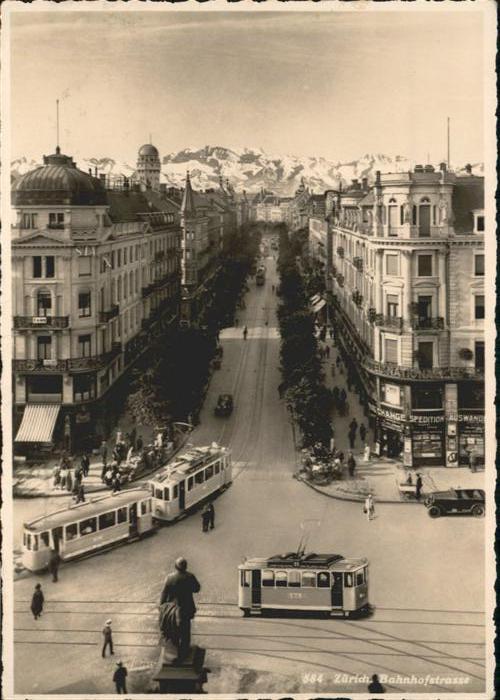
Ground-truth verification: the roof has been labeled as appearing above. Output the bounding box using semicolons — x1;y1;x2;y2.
138;143;159;158
240;553;368;571
181;173;196;216
13;148;107;207
151;444;229;484
359;191;375;206
107;191;153;223
25;488;152;531
452;176;484;233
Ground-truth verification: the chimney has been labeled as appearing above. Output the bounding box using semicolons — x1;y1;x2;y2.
439;162;447;172
94;166;98;177
375;171;381;186
99;173;107;188
362;177;368;191
88;168;92;176
465;163;472;174
352;179;358;186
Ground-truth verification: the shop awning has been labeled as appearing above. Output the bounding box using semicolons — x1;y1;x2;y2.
312;298;326;314
15;404;60;443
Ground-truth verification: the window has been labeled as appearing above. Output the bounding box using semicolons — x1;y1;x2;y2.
74;373;96;402
173;485;179;499
215;463;220;475
205;465;214;479
317;572;330;588
386;254;399;276
118;249;122;267
475;341;485;372
188;477;194;491
384;339;398;364
99;511;116;530
40;532;50;548
356;570;365;586
65;523;78;541
474;255;484;277
78;334;91;358
195;470;204;485
275;571;288;587
477;215;485;232
474;295;485;320
78;292;91;317
386;294;399;317
33;256;55;278
417;255;433;277
37;291;52;317
79;517;97;536
162;487;170;501
111;251;115;270
155;488;163;500
241;570;251;588
412;206;417;226
413;386;442;409
288;570;301;587
49;212;64;229
21;213;37;229
302;571;316;587
32;535;39;551
25;533;31;550
417;341;434;369
78;256;92;276
124;248;128;265
344;573;353;587
117;507;127;523
262;569;275;587
37;336;51;360
141;500;149;515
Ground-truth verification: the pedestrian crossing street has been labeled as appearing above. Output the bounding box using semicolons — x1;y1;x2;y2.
220;327;280;340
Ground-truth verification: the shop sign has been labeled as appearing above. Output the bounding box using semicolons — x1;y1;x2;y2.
458;413;484;424
410;414;445;425
383;382;401;406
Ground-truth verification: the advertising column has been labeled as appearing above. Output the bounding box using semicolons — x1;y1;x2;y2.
444;383;459;467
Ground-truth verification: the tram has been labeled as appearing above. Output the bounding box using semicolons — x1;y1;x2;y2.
149;443;232;522
238;551;370;617
22;488;155;572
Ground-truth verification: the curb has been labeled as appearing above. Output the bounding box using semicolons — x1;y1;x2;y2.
297;474;423;505
13;433;192;500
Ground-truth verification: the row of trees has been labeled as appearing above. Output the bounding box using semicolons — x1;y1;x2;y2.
277;228;333;448
127;224;261;429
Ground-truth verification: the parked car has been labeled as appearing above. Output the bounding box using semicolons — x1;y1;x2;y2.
425;488;485;518
214;393;234;417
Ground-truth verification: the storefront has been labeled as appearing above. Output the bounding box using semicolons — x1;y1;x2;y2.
410;415;445;467
458;412;485;465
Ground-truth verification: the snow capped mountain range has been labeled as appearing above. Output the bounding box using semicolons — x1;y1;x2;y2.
11;146;484;196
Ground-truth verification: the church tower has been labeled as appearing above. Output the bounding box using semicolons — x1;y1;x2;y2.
136;143;161;191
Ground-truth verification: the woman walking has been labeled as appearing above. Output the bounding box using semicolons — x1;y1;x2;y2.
31;583;44;620
364;494;375;521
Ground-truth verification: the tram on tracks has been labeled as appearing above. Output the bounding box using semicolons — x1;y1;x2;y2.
238;551;370;618
149;443;232;522
22;488;155;572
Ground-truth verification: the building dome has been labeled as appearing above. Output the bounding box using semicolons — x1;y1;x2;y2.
138;144;159;158
12;148;107;206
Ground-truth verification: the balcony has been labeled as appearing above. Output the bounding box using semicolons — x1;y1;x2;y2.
14;316;69;330
48;223;65;230
410;317;445;331
98;305;119;323
363;358;484;381
375;315;403;332
14;358;68;372
67;343;122;372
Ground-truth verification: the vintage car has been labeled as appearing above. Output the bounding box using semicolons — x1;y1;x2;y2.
214;393;234;417
425;488;485;518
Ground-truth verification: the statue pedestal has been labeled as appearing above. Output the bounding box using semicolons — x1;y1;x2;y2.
153;645;209;694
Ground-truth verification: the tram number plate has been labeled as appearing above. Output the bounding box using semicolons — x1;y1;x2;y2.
289;592;303;600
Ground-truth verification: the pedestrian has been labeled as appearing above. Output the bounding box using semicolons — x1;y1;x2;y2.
52;465;61;489
347;452;356;477
325;345;330;359
60;469;67;490
66;468;73;494
468;447;479;473
359;423;367;444
339;388;347;403
159;557;201;663
112;475;121;493
130;427;137;451
243;325;248;340
201;505;209;533
31;583;44;620
102;619;114;657
415;473;423;501
207;502;215;530
136;435;143;452
100;440;108;466
272;284;275;293
81;453;90;478
368;674;385;694
76;482;85;503
363;443;371;463
348;418;358;449
113;661;128;694
364;494;375;521
48;549;61;583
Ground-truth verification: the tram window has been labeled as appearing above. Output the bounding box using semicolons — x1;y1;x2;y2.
317;572;330;588
275;571;287;587
66;523;78;541
32;535;39;551
302;571;316;588
99;511;116;530
155;488;163;500
188;477;194;491
288;570;301;587
195;470;204;485
79;517;97;536
344;573;353;588
355;570;364;586
117;507;127;524
205;465;214;479
173;485;179;499
364;567;369;582
241;570;251;588
26;534;31;550
262;569;275;587
40;532;50;548
163;488;170;501
23;533;27;547
140;501;148;515
215;463;220;475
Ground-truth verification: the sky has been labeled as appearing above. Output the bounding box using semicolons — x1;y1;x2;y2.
8;8;486;166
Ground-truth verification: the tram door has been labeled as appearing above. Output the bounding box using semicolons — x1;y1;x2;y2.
51;527;63;554
331;572;343;607
179;481;186;511
251;570;262;607
129;503;138;536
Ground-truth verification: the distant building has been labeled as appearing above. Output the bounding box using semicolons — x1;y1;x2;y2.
11;144;181;452
314;163;484;467
133;143;161;191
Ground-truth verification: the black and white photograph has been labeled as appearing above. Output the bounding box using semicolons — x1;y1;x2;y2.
1;3;496;698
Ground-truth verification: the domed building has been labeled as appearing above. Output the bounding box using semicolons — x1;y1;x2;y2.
135;142;161;191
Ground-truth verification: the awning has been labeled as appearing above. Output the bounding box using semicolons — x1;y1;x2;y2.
15;404;60;443
312;298;326;314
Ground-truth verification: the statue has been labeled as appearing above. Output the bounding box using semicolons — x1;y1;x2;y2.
159;557;201;663
438;198;448;224
403;196;413;224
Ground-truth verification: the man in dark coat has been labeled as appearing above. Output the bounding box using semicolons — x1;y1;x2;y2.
159;557;201;662
31;583;44;619
368;673;385;693
113;661;128;694
102;619;114;657
81;453;90;477
347;452;356;477
207;503;215;530
415;473;423;501
359;423;367;444
201;506;210;533
48;549;61;583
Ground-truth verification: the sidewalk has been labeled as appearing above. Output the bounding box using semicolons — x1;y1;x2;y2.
297;340;484;504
